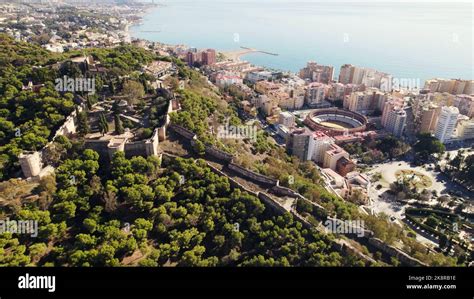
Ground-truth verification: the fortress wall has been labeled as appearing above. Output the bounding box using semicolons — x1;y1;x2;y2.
158;125;167;141
271;185;300;197
169;123;196;140
84;139;111;158
228;162;278;186
367;238;427;267
53;104;84;139
205;161;259;198
204;145;233;162
146;128;160;156
258;192;290;215
124;129;160;158
124;141;148;158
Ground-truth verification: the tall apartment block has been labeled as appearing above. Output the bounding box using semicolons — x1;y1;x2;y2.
382;105;407;137
424;78;473;95
202;49;216;65
338;64;391;90
286;128;315;161
305;82;329;107
347;88;384;115
435;106;459;143
299;61;334;84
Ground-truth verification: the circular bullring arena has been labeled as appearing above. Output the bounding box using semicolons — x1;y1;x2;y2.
304;108;368;136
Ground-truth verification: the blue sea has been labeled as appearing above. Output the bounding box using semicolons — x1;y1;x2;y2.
131;0;473;83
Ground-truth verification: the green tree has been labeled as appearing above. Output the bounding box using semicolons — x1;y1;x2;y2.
98;113;109;136
76;108;90;136
114;114;124;135
122;80;145;105
413;133;445;161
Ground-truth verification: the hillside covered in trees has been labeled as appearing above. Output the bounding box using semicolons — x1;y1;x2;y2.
0;34;159;180
0;35;461;267
0;34;75;180
1;147;365;267
0;34;361;266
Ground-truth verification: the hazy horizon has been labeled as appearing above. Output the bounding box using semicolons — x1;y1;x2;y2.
132;0;473;82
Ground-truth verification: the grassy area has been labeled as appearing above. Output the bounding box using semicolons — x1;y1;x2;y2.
395;170;432;189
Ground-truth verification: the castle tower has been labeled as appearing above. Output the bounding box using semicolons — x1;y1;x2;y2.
19;152;43;178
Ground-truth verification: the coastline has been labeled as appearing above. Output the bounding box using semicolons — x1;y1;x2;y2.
126;10;266;66
220;48;259;62
125;5;278;66
125;8;261;65
124;4;160;44
126;3;472;82
220;47;280;62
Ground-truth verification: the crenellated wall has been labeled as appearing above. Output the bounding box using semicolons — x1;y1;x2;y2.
368;238;427;266
169;123;196;140
19;104;85;178
53;104;82;139
257;192;289;214
147;128;160;156
271;185;296;197
84;139;112;158
228;163;279;186
122;128;160;159
204;144;233;162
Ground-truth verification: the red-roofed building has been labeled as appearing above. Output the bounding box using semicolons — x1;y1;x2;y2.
336;156;356;176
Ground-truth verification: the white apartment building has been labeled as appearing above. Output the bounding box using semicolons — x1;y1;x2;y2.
424;78;473;95
362;70;391;91
215;71;243;87
279;94;305;110
347;88;383;115
351;67;366;85
246;71;274;83
454;95;474;118
383;107;407;137
299;61;334;84
381;97;405;127
311;132;335;163
418;105;440;134
278;111;295;128
435;106;459;143
338;64;391;90
252;95;278;116
456;118;474;140
348;92;371;114
328;82;345;101
338;64;354;84
305;83;328;107
323;144;350;170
